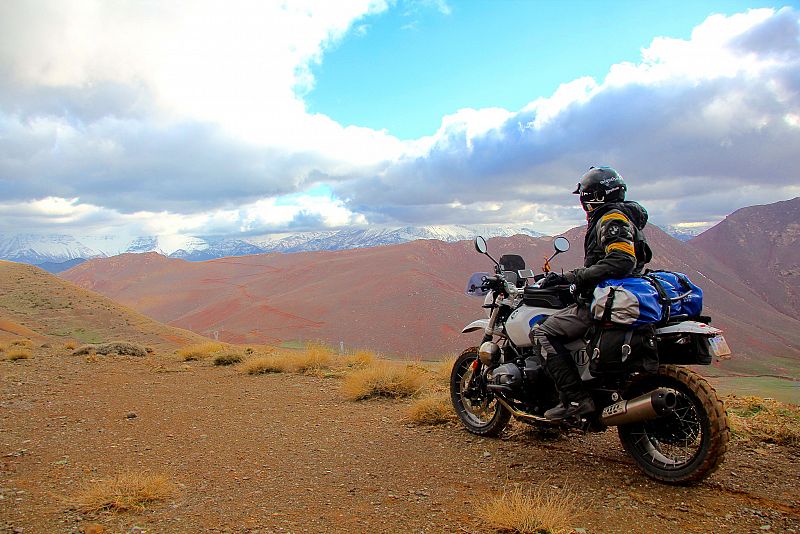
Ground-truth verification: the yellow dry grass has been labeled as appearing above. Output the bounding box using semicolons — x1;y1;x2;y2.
4;347;31;361
342;349;377;369
405;393;456;425
342;361;428;401
242;353;286;375
176;342;225;361
64;340;78;351
481;485;579;534
73;471;173;513
8;338;33;348
241;344;334;376
726;395;800;446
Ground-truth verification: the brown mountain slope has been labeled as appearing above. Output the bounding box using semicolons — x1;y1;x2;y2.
0;260;204;350
62;227;800;377
689;197;800;318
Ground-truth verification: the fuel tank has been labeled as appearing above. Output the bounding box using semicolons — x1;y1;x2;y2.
505;305;552;347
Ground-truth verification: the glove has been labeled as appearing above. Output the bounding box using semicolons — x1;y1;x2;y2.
539;272;567;288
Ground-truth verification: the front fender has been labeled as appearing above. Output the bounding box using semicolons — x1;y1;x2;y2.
462;319;489;334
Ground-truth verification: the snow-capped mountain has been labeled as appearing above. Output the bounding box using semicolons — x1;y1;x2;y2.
0;234;105;264
0;225;544;265
661;224;713;242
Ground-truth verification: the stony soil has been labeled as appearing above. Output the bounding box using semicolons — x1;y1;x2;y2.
1;350;798;533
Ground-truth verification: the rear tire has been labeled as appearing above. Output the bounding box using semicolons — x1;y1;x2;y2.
450;347;511;437
618;364;729;485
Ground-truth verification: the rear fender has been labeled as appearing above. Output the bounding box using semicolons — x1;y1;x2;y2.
655;321;722;336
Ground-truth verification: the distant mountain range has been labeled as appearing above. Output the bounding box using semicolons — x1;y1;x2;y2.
0;225;544;266
61;197;800;378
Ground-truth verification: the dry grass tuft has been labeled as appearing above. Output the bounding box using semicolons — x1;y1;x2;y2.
73;471;173;513
291;344;334;375
176;342;225;361
405;393;456;425
5;347;32;361
481;485;579;534
432;355;456;388
213;351;243;366
342;362;428;401
241;353;286;375
342;349;377;369
64;340;78;351
9;338;33;348
726;395;800;446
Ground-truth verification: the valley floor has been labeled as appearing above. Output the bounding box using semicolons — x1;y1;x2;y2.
1;350;798;533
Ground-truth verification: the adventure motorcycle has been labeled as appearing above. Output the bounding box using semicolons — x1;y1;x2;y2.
451;236;731;485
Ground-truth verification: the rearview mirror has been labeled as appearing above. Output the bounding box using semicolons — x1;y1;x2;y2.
474;236;487;254
553;236;570;253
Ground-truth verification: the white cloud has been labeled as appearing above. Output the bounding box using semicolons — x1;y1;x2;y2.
1;4;799;245
335;7;800;231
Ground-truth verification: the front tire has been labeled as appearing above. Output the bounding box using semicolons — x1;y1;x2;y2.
450;347;511;437
618;364;729;485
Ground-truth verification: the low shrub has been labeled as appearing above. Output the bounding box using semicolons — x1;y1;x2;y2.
241;354;285;375
342;349;377;369
213;351;243;366
73;342;147;357
406;393;456;425
64;340;78;351
726;395;800;446
5;347;31;361
342;362;428;401
73;471;172;513
176;342;225;361
481;485;579;534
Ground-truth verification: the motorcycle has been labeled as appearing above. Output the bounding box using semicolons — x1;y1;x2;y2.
450;236;731;485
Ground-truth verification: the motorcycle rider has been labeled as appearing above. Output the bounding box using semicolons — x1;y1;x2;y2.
532;166;652;420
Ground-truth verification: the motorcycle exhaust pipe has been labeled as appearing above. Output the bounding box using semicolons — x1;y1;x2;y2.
601;388;677;427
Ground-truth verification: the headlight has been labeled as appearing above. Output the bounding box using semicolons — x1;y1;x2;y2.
479;341;500;365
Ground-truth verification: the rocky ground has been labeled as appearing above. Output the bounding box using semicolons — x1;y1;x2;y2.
1;349;798;533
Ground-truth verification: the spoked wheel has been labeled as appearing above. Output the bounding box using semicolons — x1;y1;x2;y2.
450;347;510;437
618;365;729;485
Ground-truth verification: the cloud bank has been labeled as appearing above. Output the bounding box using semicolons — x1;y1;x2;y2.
0;3;798;243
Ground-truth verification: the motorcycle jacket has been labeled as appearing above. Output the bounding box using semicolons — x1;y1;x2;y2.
565;201;652;293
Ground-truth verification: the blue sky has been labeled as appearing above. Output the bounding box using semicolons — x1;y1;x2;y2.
309;0;771;139
0;1;798;253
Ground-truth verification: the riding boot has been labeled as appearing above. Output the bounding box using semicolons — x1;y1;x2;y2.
543;352;595;420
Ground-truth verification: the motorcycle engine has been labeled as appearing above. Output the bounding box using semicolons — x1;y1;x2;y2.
487;362;523;391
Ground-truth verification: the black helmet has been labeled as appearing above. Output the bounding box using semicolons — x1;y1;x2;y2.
573;166;627;212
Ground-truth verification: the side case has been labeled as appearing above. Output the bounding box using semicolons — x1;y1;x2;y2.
587;324;659;376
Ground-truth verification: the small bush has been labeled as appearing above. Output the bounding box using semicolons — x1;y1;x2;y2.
176;342;225;361
726;395;800;446
5;347;31;361
342;362;428;401
9;338;33;348
64;340;78;351
213;351;243;366
241;354;285;375
342;350;377;369
73;471;173;513
481;486;579;534
73;342;147;357
406;393;456;425
291;344;333;375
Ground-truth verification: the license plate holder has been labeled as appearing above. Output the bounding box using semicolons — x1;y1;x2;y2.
708;335;731;357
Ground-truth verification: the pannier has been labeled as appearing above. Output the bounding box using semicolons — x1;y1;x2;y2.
587;323;659;376
657;332;713;365
591;271;704;326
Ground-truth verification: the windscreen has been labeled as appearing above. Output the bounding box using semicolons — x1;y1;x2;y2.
465;272;490;297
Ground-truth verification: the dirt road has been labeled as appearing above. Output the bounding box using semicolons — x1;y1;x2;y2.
2;351;798;533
